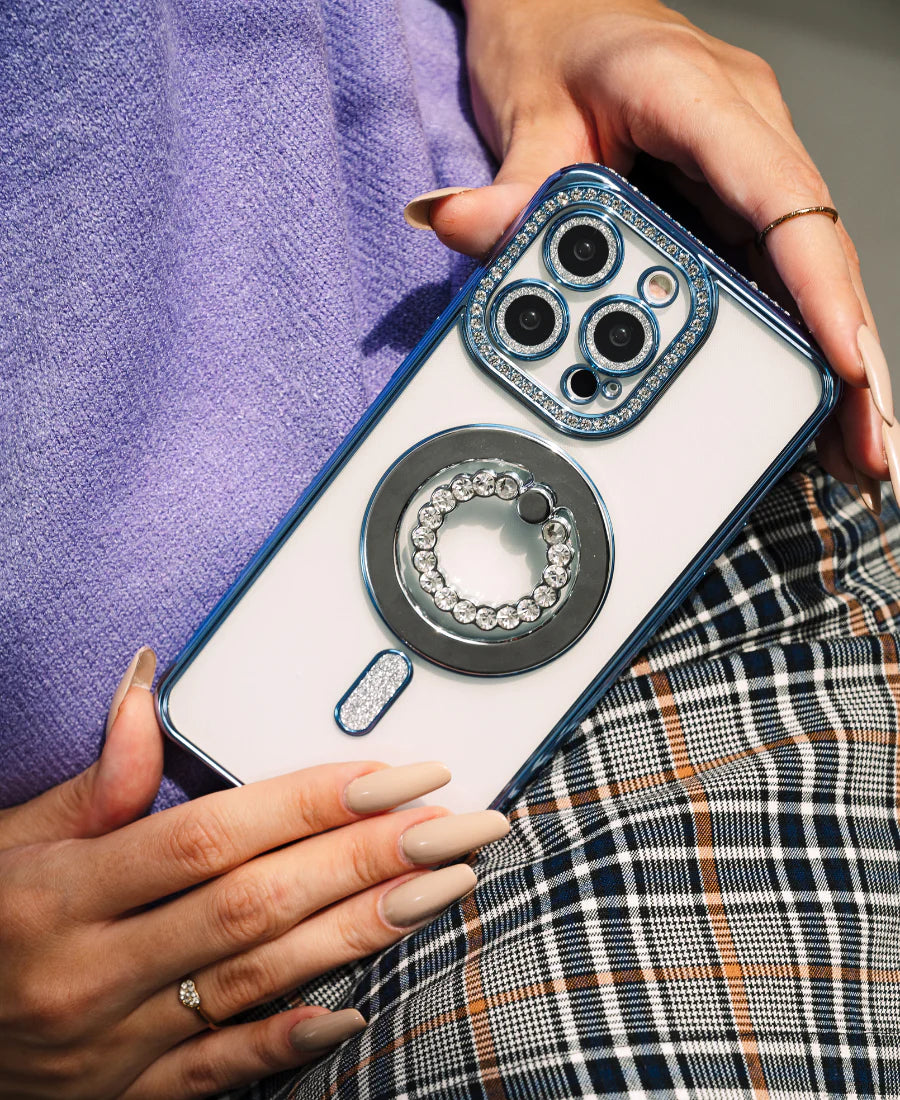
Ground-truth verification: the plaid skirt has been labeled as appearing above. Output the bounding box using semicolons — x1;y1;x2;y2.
241;455;900;1099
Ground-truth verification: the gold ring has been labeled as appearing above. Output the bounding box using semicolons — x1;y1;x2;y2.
756;206;839;250
178;978;221;1030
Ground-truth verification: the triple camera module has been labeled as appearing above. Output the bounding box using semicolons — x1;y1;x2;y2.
467;184;712;438
490;212;675;401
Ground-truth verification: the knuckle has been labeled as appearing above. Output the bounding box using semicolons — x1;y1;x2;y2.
771;153;829;205
17;980;84;1045
335;903;385;959
636;24;709;65
292;779;333;838
741;48;780;89
55;768;97;829
213;875;283;947
213;948;281;1015
180;1044;224;1096
621;33;721;136
646;24;717;73
250;1023;289;1073
24;1054;78;1094
343;832;386;890
3;915;106;1050
167;811;234;881
42;1049;98;1092
752;154;829;230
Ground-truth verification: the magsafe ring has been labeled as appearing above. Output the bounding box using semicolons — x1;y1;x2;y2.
361;426;613;676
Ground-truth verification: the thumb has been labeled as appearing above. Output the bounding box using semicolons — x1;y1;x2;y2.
405;117;597;258
0;647;164;848
88;646;164;836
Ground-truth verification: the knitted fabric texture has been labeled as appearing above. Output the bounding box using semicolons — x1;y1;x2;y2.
0;0;491;809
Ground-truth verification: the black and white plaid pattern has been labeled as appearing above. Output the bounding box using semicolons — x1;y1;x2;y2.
236;455;900;1099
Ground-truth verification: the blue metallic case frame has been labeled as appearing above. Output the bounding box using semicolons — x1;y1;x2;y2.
157;164;838;811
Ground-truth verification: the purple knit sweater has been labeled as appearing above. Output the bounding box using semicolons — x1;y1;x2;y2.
0;0;493;810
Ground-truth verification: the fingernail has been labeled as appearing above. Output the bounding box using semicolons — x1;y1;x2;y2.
401;810;509;865
858;324;894;425
403;187;472;230
382;864;477;928
289;1008;366;1053
883;420;900;503
853;466;882;516
106;646;157;735
345;762;451;815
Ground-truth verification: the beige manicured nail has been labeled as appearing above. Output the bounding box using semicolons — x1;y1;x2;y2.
345;762;451;815
382;864;477;928
403;187;472;230
858;325;894;425
883;420;900;503
852;467;882;516
289;1008;366;1053
106;646;157;735
401;810;509;865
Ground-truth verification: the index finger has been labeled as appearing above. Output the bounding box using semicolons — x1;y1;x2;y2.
80;760;450;916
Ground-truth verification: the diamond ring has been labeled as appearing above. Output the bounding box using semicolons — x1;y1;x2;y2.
410;468;576;632
178;977;221;1030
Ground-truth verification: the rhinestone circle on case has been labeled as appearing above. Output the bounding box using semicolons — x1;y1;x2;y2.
411;527;436;550
451;474;475;501
533;585;558;608
410;470;576;633
413;550;437;572
517;597;541;622
497;605;520;630
452;600;477;624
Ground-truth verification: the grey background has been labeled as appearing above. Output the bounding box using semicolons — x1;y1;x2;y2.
673;0;899;380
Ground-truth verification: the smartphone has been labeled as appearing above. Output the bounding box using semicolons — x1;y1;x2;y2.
156;164;836;814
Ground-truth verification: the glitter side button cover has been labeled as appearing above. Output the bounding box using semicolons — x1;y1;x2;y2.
335;650;412;735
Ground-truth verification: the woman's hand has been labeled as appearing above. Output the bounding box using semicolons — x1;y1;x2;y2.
0;648;506;1099
405;0;893;510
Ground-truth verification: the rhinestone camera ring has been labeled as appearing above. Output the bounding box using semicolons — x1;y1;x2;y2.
362;426;613;677
410;468;577;635
580;296;659;377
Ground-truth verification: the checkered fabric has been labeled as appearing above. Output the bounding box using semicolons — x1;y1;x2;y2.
237;454;900;1099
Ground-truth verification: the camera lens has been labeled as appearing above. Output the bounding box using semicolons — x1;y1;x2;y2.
562;366;599;404
594;311;644;363
580;298;657;375
492;282;568;359
557;224;609;279
545;214;619;288
506;294;555;346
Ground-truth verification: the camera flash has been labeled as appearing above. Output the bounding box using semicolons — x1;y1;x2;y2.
640;268;678;307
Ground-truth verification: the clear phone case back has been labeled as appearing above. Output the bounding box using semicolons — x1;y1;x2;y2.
157;166;836;813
